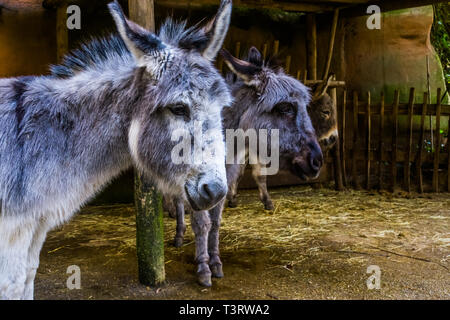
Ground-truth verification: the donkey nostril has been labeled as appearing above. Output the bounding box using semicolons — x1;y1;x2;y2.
201;183;213;200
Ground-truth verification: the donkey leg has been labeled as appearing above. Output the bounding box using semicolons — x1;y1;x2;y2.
0;216;37;300
227;163;246;208
251;165;274;210
208;200;225;278
191;210;212;287
22;217;51;300
174;200;186;248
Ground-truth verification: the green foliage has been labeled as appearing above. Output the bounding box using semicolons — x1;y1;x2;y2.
432;4;450;92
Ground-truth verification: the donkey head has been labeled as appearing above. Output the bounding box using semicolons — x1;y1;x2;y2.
308;74;338;151
109;0;233;210
221;46;323;180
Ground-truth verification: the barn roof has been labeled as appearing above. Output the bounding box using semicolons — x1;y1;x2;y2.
41;0;447;14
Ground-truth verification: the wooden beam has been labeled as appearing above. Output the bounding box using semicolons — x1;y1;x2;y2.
129;0;165;287
322;8;339;80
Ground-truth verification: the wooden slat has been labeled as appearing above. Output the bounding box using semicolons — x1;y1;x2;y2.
433;88;442;193
366;91;371;189
285;55;292;74
352;91;360;189
405;87;415;192
341;89;347;186
331;82;344;190
378;92;385;190
273;40;280;56
418;92;428;193
391;90;400;192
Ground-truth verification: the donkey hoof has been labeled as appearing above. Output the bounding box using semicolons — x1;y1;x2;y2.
210;264;224;278
174;237;184;248
265;203;275;211
228;200;238;208
197;272;212;287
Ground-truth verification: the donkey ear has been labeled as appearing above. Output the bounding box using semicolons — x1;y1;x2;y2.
313;73;334;99
108;1;165;61
221;48;262;86
247;46;263;67
202;0;233;61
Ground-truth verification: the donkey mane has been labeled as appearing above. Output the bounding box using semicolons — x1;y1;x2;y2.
51;18;208;79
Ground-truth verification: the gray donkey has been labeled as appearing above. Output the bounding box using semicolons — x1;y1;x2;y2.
226;57;339;211
0;0;233;300
166;47;337;246
164;46;323;286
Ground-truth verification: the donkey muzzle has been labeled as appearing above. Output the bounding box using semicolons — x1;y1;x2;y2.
185;176;227;211
291;140;323;180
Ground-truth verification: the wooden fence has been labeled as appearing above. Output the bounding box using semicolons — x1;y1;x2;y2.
338;88;450;193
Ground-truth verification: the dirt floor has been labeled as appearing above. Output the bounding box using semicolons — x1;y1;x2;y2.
35;186;449;300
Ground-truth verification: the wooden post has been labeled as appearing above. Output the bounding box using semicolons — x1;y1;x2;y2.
365;91;371;190
322;8;339;80
391;90;400;193
352;91;360;189
56;4;69;63
341;90;347;186
448;116;450;192
129;0;165;287
418;92;428;193
306;14;317;80
433;88;442;193
378;92;385;190
331;80;344;190
405;88;415;192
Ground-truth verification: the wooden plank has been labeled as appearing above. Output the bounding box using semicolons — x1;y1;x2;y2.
296;70;301;80
366;91;371;190
433;88;442;193
303;69;308;83
306;14;317;81
378;92;385;190
323;8;339;80
418;92;428;193
56;5;69;63
405;87;415;192
129;0;165;287
391;90;400;192
341;89;347;187
304;80;346;87
352;91;360;189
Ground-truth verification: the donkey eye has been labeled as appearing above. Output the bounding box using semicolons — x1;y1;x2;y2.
322;110;331;118
273;102;295;116
169;104;190;119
